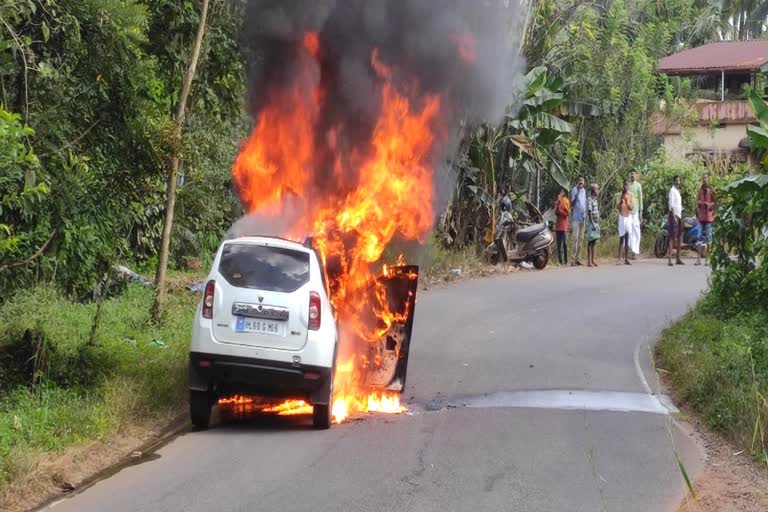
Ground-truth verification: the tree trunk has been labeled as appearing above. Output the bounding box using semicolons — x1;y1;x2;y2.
153;0;210;319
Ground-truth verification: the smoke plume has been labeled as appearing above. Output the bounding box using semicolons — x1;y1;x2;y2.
232;0;525;240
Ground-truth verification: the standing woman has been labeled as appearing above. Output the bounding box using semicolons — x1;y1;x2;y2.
586;184;600;267
616;180;634;265
554;189;571;265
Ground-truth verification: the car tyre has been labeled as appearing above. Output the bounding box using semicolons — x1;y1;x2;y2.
313;362;334;430
190;390;213;430
312;403;332;430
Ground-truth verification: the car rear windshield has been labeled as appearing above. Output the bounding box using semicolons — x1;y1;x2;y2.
219;243;310;292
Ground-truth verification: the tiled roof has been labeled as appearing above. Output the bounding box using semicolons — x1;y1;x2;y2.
657;40;768;75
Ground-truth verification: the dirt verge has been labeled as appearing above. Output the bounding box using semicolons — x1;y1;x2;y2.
675;410;768;512
1;408;186;512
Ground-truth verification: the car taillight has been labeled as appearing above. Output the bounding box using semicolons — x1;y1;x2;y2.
309;291;321;330
202;280;215;319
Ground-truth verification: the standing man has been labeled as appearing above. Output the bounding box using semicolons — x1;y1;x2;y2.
667;175;684;266
570;175;587;266
695;173;715;266
627;170;643;258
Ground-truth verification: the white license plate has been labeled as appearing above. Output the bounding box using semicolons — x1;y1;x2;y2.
235;317;285;336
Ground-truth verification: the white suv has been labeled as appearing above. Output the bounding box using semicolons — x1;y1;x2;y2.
189;236;338;429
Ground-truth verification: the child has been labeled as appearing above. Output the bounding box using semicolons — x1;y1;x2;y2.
554;189;571;265
586;184;600;267
617;180;634;265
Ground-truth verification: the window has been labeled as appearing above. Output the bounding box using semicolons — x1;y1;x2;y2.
219;243;310;293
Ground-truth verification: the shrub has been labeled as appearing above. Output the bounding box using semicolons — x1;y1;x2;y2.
708;175;768;316
638;153;707;228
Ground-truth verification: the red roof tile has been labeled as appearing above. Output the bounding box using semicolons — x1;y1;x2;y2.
657;40;768;75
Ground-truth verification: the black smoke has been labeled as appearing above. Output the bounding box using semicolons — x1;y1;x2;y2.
238;0;524;201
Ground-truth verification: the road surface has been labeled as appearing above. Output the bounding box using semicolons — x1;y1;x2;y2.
46;260;708;512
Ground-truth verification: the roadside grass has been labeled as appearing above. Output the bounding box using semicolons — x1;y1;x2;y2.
655;302;768;464
591;227;659;261
0;284;198;500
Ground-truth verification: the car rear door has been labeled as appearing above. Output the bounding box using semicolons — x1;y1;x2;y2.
212;242;310;351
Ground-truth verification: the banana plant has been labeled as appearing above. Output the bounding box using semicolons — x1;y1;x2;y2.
507;66;573;201
746;87;768;169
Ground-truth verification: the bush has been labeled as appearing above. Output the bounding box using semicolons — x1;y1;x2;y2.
708;175;768;316
639;153;708;228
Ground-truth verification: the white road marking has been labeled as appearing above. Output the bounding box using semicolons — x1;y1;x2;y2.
449;389;675;415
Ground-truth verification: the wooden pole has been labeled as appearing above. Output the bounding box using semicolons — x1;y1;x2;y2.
153;0;210;318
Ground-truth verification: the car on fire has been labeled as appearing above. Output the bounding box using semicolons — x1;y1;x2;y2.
189;236;338;429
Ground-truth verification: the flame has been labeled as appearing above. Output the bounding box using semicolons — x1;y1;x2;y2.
217;395;253;406
303;32;320;57
262;400;314;416
232;34;446;423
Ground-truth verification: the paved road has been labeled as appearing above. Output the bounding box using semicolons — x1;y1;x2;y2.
47;260;708;512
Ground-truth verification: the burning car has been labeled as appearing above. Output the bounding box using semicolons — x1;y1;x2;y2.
188;235;418;429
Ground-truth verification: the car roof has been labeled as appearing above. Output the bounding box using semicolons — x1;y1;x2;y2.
222;236;310;253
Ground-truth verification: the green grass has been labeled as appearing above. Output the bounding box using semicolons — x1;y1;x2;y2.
0;284;198;493
656;303;768;462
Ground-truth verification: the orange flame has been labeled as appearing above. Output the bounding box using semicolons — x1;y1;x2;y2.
232;34;441;422
262;400;314;416
303;32;320;57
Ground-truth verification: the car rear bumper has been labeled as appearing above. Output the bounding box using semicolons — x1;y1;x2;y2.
189;352;333;404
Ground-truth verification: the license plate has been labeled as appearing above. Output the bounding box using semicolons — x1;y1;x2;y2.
235;317;286;336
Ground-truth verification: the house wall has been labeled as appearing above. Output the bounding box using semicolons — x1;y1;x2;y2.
662;124;747;159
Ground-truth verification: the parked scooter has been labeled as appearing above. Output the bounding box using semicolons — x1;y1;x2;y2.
485;201;553;269
654;210;701;258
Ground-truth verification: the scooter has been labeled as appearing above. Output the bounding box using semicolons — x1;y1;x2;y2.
654;211;701;258
485;204;553;269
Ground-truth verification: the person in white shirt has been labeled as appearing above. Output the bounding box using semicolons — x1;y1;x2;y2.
667;175;684;266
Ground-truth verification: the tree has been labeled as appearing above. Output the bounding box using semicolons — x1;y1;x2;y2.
153;0;210;318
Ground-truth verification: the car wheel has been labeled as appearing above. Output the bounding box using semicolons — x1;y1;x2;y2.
312;403;332;430
190;390;213;429
313;363;334;430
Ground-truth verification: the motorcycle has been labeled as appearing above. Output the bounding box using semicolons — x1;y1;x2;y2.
485;201;553;269
654;211;701;258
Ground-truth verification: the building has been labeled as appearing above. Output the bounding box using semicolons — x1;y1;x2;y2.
652;40;768;169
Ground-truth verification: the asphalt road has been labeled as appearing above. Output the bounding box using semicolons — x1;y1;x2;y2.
46;260;708;512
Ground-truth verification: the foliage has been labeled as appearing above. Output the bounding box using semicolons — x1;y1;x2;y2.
441;65;572;248
0;106;45;261
0;0;246;299
746;88;768;167
656;305;768;460
639;153;709;227
508;66;573;192
709;174;768;316
0;284;198;492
